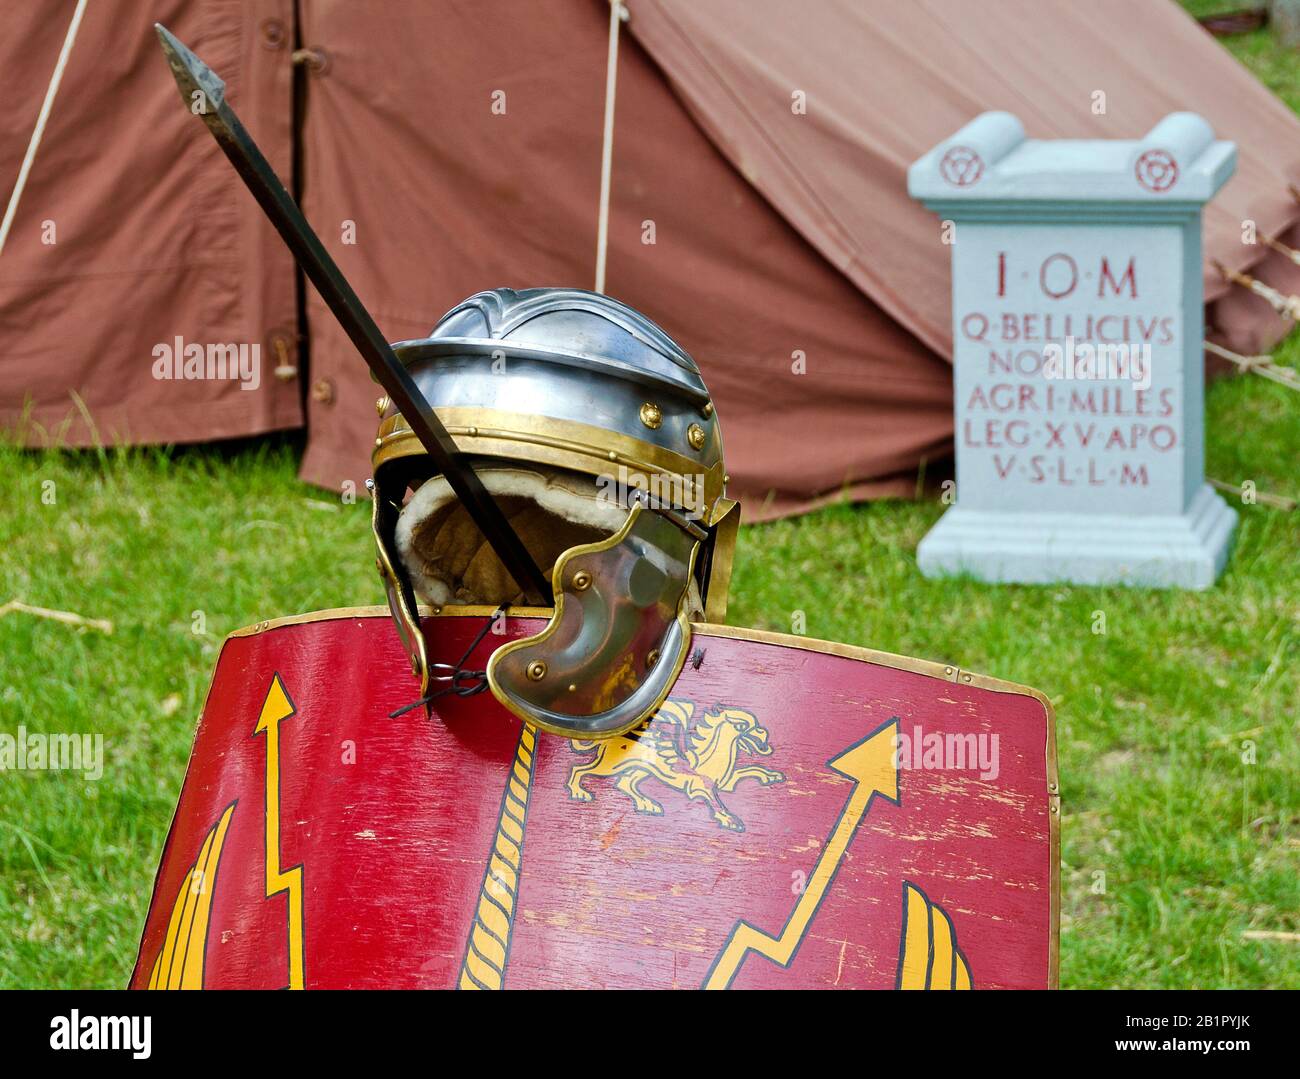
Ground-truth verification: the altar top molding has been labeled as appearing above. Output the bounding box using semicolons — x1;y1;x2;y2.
909;112;1237;210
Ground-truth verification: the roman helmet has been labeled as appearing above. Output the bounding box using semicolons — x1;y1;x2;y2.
370;287;739;739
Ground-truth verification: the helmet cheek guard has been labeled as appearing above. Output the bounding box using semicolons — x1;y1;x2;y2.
369;287;738;740
487;501;700;738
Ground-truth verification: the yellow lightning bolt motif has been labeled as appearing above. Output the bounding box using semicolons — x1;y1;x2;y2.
703;718;900;989
253;672;305;990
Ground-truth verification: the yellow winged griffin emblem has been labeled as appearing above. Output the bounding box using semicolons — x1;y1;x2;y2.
566;699;785;832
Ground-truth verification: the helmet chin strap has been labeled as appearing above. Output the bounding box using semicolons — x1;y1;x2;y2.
388;605;507;719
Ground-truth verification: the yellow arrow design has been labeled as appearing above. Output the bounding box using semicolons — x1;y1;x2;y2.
253;672;305;990
702;718;900;989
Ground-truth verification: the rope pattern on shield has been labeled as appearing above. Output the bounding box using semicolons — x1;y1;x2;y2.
459;721;538;989
388;606;506;718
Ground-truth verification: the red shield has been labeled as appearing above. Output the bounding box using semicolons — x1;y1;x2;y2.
131;608;1057;990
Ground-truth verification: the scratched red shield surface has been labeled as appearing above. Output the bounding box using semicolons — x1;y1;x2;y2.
131;608;1057;990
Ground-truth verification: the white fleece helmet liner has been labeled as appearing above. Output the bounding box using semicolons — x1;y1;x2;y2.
395;465;629;607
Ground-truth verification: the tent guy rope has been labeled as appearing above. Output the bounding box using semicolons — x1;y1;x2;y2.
0;0;88;258
594;1;626;293
1204;340;1300;390
1212;259;1300;320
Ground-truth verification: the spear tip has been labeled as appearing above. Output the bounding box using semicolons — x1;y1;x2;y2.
154;23;225;110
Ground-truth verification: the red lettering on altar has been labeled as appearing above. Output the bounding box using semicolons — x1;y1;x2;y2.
1098;256;1137;298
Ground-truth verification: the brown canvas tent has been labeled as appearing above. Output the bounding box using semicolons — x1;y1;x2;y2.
2;0;1298;518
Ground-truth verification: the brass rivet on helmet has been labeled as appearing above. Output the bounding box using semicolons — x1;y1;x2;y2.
687;423;706;451
646;648;660;669
374;395;389;416
702;401;714;418
572;570;592;591
639;402;663;430
526;659;547;681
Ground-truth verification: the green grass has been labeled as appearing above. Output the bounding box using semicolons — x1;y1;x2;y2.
0;0;1296;994
0;440;379;987
1;365;1295;988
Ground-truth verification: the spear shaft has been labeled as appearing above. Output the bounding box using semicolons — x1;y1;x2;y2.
155;24;551;603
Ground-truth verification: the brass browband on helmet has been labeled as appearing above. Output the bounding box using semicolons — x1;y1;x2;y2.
370;287;739;739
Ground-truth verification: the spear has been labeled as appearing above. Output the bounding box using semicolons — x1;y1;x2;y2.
154;24;551;604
